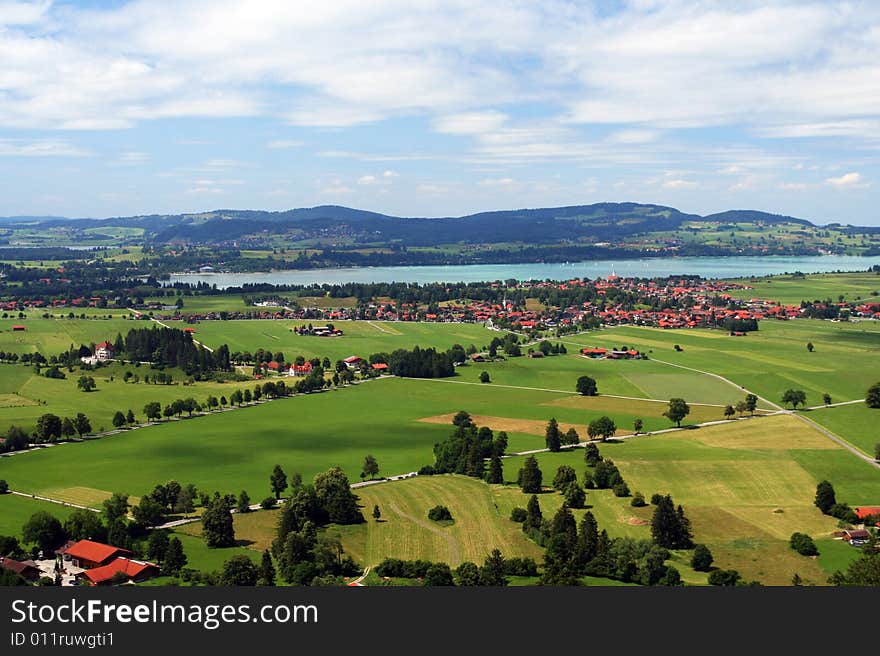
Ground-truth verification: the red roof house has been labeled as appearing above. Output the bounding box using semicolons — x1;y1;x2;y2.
60;540;132;569
0;557;41;581
371;362;389;371
80;558;160;586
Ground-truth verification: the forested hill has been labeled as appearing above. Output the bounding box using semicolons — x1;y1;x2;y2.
0;202;829;249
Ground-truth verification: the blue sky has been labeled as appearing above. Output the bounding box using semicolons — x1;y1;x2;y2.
0;0;878;224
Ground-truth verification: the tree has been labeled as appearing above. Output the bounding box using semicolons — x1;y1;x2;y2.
552;465;578;491
258;550;276;586
372;505;381;521
724;405;735;420
202;495;236;548
112;411;126;429
584;443;602;467
814;480;836;514
61;417;75;440
314;467;363;524
126;409;136;424
790;532;819;557
587;416;617;441
147;531;170;563
486;454;504;484
77;375;96;392
524;495;543;532
455;561;482;586
806;342;814;352
480;549;508;586
650;495;693;549
518;455;543;494
102;493;129;523
22;511;65;554
163;537;187;575
545;418;561;452
664;398;690;427
875;442;880;463
221;555;259;585
132;497;165;528
708;569;741;586
237;490;251;514
423;563;454;586
565;482;586;508
362;454;380;480
479;371;491;384
0;480;7;494
562;427;580;446
822;393;832;406
744;394;758;415
781;389;807;409
270;464;288;499
63;509;106;543
866;382;880;409
35;413;62;442
691;544;714;572
633;418;643;435
735;400;748;416
576;376;598;396
73;413;91;437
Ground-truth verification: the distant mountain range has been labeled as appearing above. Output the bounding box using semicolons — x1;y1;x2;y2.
0;203;824;247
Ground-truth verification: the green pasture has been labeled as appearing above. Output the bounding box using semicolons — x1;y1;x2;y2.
728;272;880;305
806;404;880;457
0;373;733;505
143;295;254;315
0;316;134;355
501;413;877;585
0;361;249;434
0;493;76;539
563;320;880;407
192;319;494;363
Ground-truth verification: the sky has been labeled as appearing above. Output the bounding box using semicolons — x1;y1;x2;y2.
0;0;878;224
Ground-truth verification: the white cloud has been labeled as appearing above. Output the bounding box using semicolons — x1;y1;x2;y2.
117;151;150;165
0;140;91;157
478;177;516;187
825;172;868;189
432;111;509;135
266;139;304;149
662;179;697;190
606;129;661;144
778;182;809;191
416;183;451;194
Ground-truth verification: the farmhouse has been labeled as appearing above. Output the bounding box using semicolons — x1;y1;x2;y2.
842;528;871;545
288;362;313;377
79;558;160;586
12;325;25;331
94;340;115;361
58;540;132;569
371;362;389;371
0;557;41;582
343;355;363;369
855;507;880;526
580;348;607;358
528;351;545;358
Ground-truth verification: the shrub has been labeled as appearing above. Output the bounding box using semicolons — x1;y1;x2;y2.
417;465;436;476
708;569;741;586
612;481;631;498
650;493;664;505
260;497;276;510
503;557;538;577
427;505;453;522
691;544;714;572
510;507;527;523
631;492;646;507
0;480;8;494
790;532;819;557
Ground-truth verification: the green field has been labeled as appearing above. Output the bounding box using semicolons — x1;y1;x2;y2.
0;316;135;355
729;272;880;305
0;361;250;435
192;319;494;363
0;493;76;538
562;320;880;407
807;404;880;457
501;413;877;585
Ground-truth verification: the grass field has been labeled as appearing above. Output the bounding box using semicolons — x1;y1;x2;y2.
729;272;880;305
192;319;494;363
0;316;134;355
562;320;880;407
0;361;251;434
0;493;76;538
336;475;544;567
806;404;880;456
500;413;879;585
